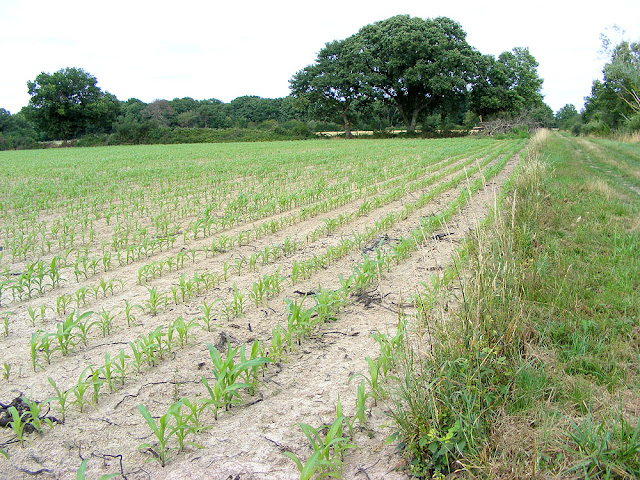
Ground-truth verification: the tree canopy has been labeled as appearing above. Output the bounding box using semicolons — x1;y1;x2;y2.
603;41;640;116
1;15;557;148
291;15;481;132
555;104;580;130
290;36;369;138
291;15;545;133
577;36;640;134
25;67;119;140
470;48;544;120
357;15;479;131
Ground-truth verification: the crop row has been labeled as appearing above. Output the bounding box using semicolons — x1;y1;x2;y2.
0;141;515;308
8;139;522;384
0;140;499;268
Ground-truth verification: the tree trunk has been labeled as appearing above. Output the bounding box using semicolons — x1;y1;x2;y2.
409;108;421;132
396;104;411;133
343;111;353;139
398;102;424;132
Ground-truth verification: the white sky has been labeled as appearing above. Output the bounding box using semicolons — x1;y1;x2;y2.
2;0;639;115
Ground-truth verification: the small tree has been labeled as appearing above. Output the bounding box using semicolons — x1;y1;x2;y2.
603;41;640;115
555;104;580;130
25;67;119;140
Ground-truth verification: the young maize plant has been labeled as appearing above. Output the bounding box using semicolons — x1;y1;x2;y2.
284;415;357;480
350;356;384;406
353;379;369;429
123;300;142;327
137;401;183;467
96;307;119;337
169;401;204;452
284;297;315;342
1;311;14;338
198;298;221;332
113;348;129;385
145;286;167;316
47;377;71;422
22;396;53;433
269;324;291;362
238;340;271;395
7;406;29;447
179;398;211;435
313;288;343;324
202;342;270;419
71;366;93;413
75;459;119;480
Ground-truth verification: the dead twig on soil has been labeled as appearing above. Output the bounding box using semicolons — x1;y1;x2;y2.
355;458;380;479
261;435;288;452
92;452;127;479
15;467;55;477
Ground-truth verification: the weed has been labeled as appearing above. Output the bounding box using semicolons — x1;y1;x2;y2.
564;411;640;478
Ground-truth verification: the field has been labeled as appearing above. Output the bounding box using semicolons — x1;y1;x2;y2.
0;137;528;478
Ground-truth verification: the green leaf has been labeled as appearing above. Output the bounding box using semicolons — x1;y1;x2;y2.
385;432;400;445
136;404;159;437
76;460;88;480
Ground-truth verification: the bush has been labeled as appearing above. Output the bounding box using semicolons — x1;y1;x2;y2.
76;134;108;147
571;122;582;136
581;120;611;137
0;133;41;150
624;113;640;132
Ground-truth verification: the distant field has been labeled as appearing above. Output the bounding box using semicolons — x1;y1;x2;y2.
0;138;526;478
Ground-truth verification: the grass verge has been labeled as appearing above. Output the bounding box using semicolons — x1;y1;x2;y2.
387;130;640;478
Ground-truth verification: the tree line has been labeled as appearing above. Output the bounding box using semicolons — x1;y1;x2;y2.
553;36;640;136
0;14;567;150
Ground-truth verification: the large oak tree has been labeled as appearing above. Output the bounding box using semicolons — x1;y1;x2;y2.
356;15;479;132
291;15;480;133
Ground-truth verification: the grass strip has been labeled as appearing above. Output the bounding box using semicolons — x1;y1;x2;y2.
389;130;640;478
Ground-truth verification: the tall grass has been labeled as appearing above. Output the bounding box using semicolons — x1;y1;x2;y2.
387;129;640;478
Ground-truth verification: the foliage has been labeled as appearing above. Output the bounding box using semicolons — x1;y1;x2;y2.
582;36;640;133
290;36;369;138
1;15;557;148
284;416;357;480
25;67;119;140
0;109;40;150
603;40;640;116
137;401;181;467
355;15;479;132
470;47;544;120
555;103;580;130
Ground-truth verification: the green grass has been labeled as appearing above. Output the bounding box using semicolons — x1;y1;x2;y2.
389;131;640;478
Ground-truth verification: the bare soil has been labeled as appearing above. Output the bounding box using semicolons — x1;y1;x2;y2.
0;148;520;479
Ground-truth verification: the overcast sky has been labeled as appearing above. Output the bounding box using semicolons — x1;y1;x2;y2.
2;0;639;115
